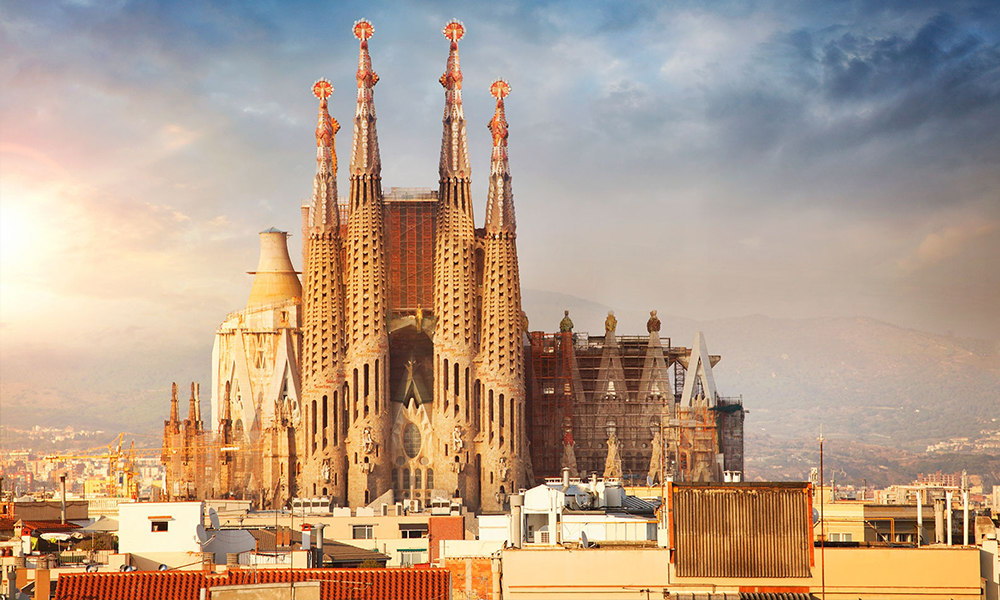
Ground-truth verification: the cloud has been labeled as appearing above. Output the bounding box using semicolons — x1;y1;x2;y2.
899;220;999;272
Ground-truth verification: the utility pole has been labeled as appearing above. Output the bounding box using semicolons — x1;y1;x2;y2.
819;428;826;600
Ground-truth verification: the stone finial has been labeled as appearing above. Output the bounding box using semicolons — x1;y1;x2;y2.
559;310;574;333
647;310;661;333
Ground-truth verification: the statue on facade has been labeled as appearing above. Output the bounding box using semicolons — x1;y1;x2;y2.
559;310;574;333
498;457;511;482
647;427;663;486
452;425;465;453
603;425;623;480
647;310;661;333
605;310;617;335
560;427;579;478
362;427;375;454
321;459;331;483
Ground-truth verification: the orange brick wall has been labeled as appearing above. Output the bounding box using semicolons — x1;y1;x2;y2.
443;557;494;600
428;515;465;564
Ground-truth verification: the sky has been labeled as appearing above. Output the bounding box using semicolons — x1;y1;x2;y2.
1;0;999;415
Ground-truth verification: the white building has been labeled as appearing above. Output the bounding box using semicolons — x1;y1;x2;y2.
481;473;659;547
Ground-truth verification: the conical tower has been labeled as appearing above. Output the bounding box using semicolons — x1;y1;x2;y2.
477;80;525;510
246;230;302;311
299;78;348;502
432;20;479;503
343;19;390;506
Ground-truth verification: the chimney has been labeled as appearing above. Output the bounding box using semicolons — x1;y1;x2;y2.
561;468;570;490
59;474;67;525
934;498;945;544
510;494;523;548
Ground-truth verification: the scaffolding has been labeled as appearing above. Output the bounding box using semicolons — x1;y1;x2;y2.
525;332;744;485
385;188;437;313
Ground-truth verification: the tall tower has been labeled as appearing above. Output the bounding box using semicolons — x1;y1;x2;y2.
432;20;479;503
161;383;183;499
343;19;390;506
299;78;347;502
477;80;525;510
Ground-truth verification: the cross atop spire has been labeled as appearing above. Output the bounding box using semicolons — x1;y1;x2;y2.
439;19;470;180
485;79;515;233
350;19;381;177
311;79;340;231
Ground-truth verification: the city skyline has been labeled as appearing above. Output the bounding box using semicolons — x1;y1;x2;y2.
1;1;998;425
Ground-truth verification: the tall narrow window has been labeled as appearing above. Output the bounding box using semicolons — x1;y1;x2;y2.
353;369;359;419
311;400;318;453
322;395;328;449
499;394;505;429
333;391;339;445
443;359;449;410
510;398;515;451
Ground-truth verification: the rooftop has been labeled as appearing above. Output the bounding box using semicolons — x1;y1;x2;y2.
55;567;451;600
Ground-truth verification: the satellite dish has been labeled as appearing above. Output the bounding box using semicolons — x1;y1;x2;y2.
580;531;590;548
208;508;221;529
812;508;820;525
86;564;99;573
158;564;169;571
646;475;654;487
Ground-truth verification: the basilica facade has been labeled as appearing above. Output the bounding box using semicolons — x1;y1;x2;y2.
190;20;527;512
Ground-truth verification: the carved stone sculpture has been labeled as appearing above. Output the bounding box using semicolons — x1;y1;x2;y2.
647;310;661;333
559;310;574;333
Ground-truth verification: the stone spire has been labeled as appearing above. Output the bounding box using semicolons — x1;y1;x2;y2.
478;79;525;510
439;20;471;179
432;19;479;504
311;79;340;231
350;19;380;177
485;79;515;233
300;78;348;504
343;18;390;507
169;382;179;423
187;382;200;424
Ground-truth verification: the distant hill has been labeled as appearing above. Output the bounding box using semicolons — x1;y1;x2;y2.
521;289;1000;454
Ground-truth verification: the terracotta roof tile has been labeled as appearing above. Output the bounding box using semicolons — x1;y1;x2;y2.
55;567;450;600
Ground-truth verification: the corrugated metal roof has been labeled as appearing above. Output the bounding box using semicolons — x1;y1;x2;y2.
621;495;659;514
672;482;813;579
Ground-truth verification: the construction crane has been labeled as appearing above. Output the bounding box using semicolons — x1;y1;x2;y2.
42;433;150;500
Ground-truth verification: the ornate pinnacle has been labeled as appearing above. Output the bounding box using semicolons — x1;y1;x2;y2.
485;79;515;233
311;78;340;230
350;19;381;177
489;79;511;147
354;19;379;89
439;19;470;179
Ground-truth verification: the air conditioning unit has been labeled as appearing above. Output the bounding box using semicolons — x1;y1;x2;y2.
539;531;550;544
408;499;422;513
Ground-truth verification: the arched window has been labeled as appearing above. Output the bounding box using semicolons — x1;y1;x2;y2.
426;469;434;490
402;468;411;490
414;469;422;490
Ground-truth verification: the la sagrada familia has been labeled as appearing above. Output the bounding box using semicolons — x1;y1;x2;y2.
162;19;746;513
163;20;527;512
